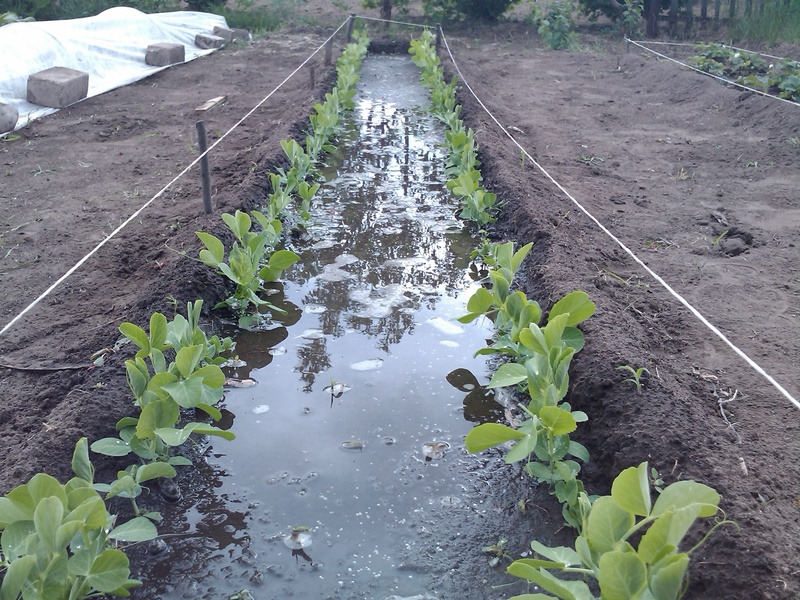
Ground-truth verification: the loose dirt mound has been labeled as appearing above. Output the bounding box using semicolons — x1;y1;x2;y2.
0;6;797;600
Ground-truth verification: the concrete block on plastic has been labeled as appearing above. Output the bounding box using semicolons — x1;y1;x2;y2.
146;42;185;67
212;26;235;43
27;67;89;108
195;33;225;50
0;103;18;134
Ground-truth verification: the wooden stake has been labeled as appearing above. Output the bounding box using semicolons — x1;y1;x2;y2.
324;29;334;67
345;14;356;43
196;121;213;215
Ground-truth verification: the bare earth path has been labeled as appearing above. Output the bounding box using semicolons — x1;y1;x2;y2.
0;5;798;599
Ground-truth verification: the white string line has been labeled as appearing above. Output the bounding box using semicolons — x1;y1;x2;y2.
627;38;800;107
0;20;348;340
357;14;431;29
439;31;800;412
629;38;791;62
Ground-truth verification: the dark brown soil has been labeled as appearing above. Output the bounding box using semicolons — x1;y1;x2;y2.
0;3;798;599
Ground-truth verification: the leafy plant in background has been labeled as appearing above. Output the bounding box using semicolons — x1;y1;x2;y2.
690;43;800;103
0;439;156;600
621;0;643;37
409;30;501;226
422;0;522;21
537;2;575;50
506;462;730;600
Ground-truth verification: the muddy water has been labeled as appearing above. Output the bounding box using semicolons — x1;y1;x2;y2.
143;56;516;600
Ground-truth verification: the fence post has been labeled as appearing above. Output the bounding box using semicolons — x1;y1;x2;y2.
345;14;356;43
685;0;694;35
195;121;213;215
435;24;442;50
310;64;315;89
324;28;334;67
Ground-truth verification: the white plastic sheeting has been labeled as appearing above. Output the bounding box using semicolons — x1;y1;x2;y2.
0;7;228;131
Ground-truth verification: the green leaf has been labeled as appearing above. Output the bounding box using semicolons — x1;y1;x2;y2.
611;462;652;517
549;291;596;326
639;506;701;564
119;322;149;352
196;232;224;266
155;422;235;446
34;496;64;553
466;286;494;314
137;399;181;439
135;462;176;484
529;540;580;566
0;554;36;600
107;517;158;543
598;550;647;600
90;437;131;457
168;456;193;467
86;548;132;592
64;495;107;530
519;324;549;355
149;312;168;350
268;249;300;272
27;473;66;506
511;242;534;272
175;344;205;379
561;326;585;352
71;437;94;483
649;553;690;600
585;496;634;554
487;362;528;388
161;377;204;409
568;440;590;463
506;560;578;600
652;480;720;518
191;364;226;389
504;422;539;464
539;406;577;436
465;423;525;453
1;520;35;561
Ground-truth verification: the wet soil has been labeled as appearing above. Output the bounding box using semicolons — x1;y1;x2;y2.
0;3;798;599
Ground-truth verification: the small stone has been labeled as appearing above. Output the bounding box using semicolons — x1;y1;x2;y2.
158;476;182;502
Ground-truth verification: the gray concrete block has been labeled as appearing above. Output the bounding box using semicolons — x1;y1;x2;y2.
27;67;89;109
145;42;185;67
212;26;235;43
195;33;225;50
0;103;18;134
231;28;251;43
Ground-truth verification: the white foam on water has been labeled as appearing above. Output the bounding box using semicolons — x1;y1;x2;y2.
350;358;384;371
426;317;464;336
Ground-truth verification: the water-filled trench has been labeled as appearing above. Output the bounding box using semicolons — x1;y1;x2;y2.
143;55;510;600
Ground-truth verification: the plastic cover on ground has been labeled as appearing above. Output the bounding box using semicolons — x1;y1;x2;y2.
0;7;228;131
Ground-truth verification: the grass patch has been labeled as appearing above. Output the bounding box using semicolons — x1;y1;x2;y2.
730;3;800;44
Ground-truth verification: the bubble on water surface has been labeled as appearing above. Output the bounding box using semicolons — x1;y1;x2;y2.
350;358;384;371
297;329;326;340
439;340;459;348
426;317;464;336
303;304;327;314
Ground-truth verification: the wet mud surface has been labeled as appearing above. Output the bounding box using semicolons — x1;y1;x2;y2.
0;5;798;599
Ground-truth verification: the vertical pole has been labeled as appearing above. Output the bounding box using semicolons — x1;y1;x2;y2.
686;0;694;35
324;28;333;67
345;14;356;43
435;24;442;50
701;0;708;20
729;0;737;20
714;0;722;20
196;121;212;215
310;64;315;89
